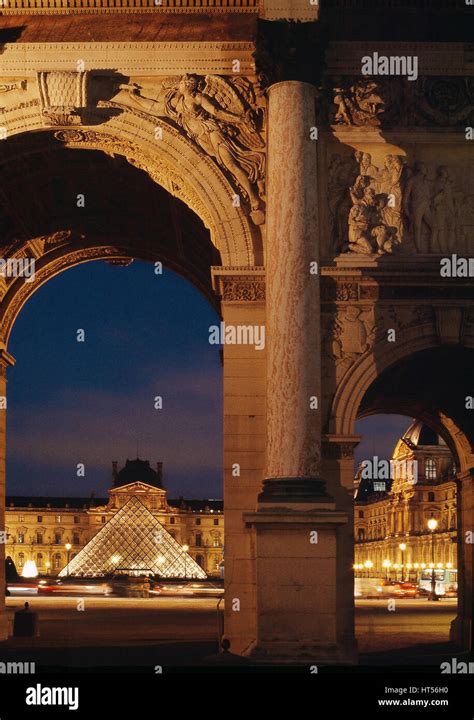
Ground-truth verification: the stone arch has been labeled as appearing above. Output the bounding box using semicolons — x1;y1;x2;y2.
0;241;215;346
1;103;262;267
330;326;474;474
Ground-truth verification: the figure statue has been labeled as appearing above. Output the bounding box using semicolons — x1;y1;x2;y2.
431;166;455;253
403;161;433;252
162;74;265;220
333;81;385;126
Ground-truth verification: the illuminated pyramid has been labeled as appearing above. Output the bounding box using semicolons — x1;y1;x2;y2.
58;496;206;579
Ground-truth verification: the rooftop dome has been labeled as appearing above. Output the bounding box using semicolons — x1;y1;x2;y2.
113;459;163;489
394;419;446;455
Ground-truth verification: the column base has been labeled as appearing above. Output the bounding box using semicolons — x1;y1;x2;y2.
245;500;357;667
258;477;333;504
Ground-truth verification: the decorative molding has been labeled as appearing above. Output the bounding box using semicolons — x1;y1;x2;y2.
211;266;265;301
1;0;260;13
38;71;88;126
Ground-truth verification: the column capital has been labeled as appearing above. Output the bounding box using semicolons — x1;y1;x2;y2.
211;266;265;303
254;17;327;89
322;435;361;460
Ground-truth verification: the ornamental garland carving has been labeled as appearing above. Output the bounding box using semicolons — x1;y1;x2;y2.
221;279;265;302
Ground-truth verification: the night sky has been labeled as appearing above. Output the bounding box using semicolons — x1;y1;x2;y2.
6;259;412;499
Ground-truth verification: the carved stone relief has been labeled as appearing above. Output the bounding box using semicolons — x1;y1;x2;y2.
322;76;474;129
105;74;266;225
328;151;472;256
38;72;88;126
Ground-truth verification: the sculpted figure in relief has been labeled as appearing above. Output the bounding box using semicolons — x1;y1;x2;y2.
162;74;265;219
114;74;265;224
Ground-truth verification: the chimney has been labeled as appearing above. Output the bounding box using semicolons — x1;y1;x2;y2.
112;461;118;484
157;462;163;486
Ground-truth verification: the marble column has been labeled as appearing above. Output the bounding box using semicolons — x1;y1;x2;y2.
0;347;15;641
262;80;324;501
246;81;356;663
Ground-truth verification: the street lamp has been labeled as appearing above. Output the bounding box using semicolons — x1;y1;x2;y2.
182;544;189;579
427;518;439;601
65;542;72;578
399;543;407;582
364;559;373;577
382;559;391;581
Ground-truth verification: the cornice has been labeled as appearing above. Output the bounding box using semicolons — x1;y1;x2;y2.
0;42;256;76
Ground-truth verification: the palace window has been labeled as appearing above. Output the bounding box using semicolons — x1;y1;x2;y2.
74;516;80;524
18;532;25;544
37;553;43;567
101;516;106;524
358;511;364;518
213;519;219;526
358;528;365;541
73;533;80;545
54;533;61;544
37;516;43;523
428;491;435;502
36;532;43;545
213;534;221;547
18;515;24;523
195;554;204;568
18;553;25;568
425;459;437;480
169;517;175;525
53;553;61;569
195;533;202;547
195;518;201;526
56;515;61;524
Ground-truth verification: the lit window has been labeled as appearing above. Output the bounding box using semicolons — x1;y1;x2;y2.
18;532;25;544
18;515;24;523
56;515;61;524
425;459;437;480
53;554;61;569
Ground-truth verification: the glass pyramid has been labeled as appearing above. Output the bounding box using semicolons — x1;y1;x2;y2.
58;496;206;579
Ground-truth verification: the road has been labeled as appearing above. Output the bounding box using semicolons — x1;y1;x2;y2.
0;596;458;667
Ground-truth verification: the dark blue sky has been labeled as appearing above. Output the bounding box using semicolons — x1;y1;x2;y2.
6;259;412;499
7;260;223;499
